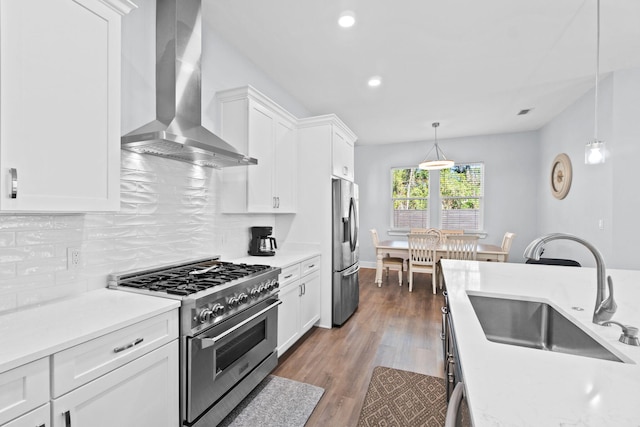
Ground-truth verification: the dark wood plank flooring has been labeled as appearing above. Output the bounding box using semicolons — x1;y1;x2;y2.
272;267;445;426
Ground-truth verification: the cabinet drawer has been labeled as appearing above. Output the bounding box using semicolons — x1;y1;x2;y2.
2;402;49;427
301;256;321;277
279;264;301;288
51;309;178;397
0;358;49;425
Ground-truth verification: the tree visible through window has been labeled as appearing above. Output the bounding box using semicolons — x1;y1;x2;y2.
391;163;484;231
440;163;484;230
391;168;430;229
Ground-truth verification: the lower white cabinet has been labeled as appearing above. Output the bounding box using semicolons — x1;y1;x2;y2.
3;404;49;427
277;256;321;356
0;358;49;426
51;340;178;427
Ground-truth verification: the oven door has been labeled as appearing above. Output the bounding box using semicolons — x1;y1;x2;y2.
185;297;280;424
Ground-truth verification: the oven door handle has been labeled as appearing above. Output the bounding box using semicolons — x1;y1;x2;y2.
198;299;282;349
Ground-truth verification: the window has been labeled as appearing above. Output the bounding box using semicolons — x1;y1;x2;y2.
391;168;430;229
440;163;484;230
390;162;484;232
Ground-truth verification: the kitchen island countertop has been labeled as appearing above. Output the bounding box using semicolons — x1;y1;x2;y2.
441;259;640;426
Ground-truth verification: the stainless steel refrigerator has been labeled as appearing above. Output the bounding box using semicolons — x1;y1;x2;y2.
332;178;360;326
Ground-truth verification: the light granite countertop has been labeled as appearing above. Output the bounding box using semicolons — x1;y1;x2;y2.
0;289;179;373
441;259;640;426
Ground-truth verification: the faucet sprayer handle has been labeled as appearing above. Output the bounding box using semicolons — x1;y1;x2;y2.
599;320;640;346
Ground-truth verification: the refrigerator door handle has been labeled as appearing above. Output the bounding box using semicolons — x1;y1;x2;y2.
342;264;360;277
348;197;358;252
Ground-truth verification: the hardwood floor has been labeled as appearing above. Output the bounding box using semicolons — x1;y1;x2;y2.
272;267;445;426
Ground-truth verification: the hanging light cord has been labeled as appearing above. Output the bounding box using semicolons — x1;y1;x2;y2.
593;0;600;140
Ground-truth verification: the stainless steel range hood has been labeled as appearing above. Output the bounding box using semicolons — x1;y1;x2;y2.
121;0;257;168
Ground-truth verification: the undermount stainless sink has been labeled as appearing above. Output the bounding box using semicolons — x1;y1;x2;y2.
468;293;626;363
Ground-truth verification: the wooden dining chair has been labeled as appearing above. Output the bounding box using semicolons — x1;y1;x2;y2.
500;232;516;262
440;229;464;236
438;235;479;290
411;227;443;242
408;233;439;293
370;229;404;286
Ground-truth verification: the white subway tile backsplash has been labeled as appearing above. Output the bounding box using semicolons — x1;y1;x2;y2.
0;151;272;314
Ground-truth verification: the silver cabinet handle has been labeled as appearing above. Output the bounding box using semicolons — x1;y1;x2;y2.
199;300;282;349
9;168;17;199
283;274;293;279
299;284;303;297
113;337;144;353
307;264;315;269
64;410;71;427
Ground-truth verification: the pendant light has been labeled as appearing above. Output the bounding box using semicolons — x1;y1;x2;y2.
419;122;454;170
585;0;605;165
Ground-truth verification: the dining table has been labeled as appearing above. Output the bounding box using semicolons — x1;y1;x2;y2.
374;239;508;286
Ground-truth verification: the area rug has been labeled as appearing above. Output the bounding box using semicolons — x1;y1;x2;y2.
219;375;324;427
357;366;448;427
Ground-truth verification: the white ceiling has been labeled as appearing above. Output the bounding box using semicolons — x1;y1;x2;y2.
204;0;640;145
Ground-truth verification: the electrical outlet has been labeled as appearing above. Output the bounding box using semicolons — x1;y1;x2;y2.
67;247;81;269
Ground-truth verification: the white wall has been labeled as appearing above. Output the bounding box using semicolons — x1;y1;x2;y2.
537;70;640;269
355;131;540;267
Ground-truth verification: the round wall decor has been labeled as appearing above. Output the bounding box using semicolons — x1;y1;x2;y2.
550;153;572;200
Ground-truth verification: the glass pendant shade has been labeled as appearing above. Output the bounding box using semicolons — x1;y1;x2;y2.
585;139;606;164
418;122;454;170
586;0;606;165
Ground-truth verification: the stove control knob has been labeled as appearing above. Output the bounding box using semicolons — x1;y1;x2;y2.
211;303;225;316
272;279;280;289
258;283;267;293
198;309;213;323
228;296;239;307
250;288;260;297
238;293;248;303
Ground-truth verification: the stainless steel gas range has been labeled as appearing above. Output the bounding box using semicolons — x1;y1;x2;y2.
108;257;281;427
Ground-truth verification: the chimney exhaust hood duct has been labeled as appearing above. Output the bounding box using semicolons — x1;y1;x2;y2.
121;0;257;168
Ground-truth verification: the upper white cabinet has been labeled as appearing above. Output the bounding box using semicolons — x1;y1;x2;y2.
331;126;355;181
217;86;298;213
0;0;135;212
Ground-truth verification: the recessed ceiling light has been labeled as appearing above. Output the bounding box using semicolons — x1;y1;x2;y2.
368;76;382;87
338;11;356;28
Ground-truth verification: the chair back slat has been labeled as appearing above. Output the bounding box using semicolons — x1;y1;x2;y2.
445;235;479;261
500;232;516;262
408;233;438;265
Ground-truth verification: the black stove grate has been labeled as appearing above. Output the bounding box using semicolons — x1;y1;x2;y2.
118;262;271;296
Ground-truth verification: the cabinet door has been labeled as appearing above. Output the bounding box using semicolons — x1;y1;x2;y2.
247;102;276;212
277;281;301;356
0;358;49;426
3;403;49;427
51;341;179;427
0;0;122;212
273;117;297;212
300;271;321;333
331;128;355;181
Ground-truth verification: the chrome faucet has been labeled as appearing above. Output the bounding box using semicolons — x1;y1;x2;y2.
523;233;617;324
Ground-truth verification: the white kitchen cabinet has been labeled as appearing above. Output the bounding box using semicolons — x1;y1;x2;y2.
331;127;355;182
51;340;178;427
0;358;49;426
277;256;321;356
280;115;357;328
217;85;298;213
0;0;135;212
2;404;49;427
50;310;179;427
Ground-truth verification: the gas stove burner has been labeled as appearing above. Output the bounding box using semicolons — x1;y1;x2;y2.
117;261;271;295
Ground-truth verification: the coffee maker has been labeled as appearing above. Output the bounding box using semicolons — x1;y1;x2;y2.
248;226;277;256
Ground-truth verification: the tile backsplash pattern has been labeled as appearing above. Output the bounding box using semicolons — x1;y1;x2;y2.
0;151;272;314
